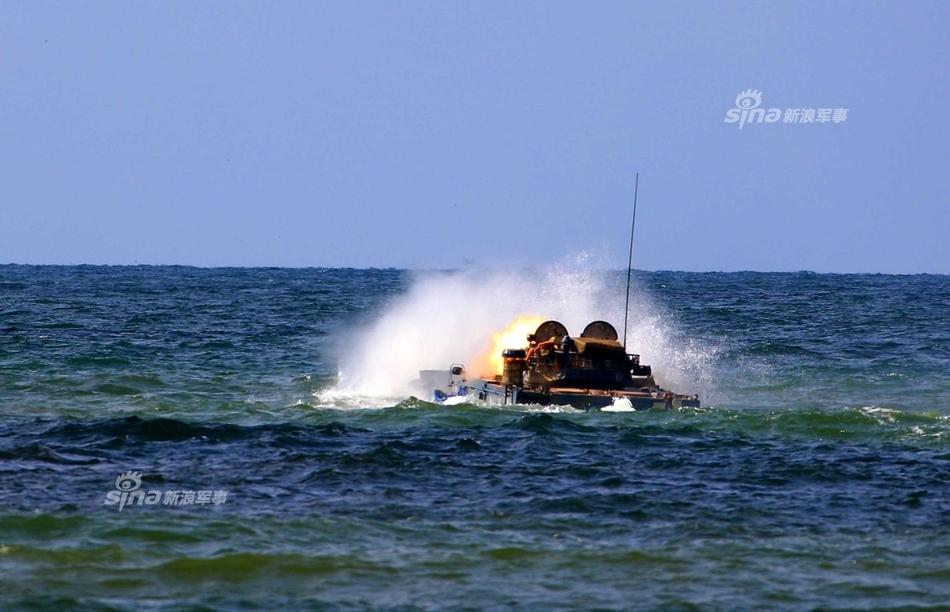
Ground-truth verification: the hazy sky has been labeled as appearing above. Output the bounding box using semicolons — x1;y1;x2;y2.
1;1;947;272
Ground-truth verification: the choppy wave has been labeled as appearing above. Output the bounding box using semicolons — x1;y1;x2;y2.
1;266;948;608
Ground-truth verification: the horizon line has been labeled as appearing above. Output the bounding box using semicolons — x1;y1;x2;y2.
1;262;947;276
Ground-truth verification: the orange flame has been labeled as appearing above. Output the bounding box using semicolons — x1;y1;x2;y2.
484;315;545;375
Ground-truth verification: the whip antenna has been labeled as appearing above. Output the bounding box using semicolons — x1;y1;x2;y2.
622;173;639;350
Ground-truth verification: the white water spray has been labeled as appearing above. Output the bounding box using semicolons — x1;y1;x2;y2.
317;260;715;408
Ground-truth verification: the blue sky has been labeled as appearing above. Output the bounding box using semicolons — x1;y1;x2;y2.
1;1;947;272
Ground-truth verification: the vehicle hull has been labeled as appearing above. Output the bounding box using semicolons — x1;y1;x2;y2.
469;379;700;410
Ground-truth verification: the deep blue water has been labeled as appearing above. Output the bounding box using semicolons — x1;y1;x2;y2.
0;266;948;609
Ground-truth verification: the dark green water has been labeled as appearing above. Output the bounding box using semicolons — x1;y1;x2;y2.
1;266;948;609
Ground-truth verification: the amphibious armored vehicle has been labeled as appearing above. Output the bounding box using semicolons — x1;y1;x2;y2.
418;319;699;410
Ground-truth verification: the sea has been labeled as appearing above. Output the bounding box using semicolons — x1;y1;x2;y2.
0;265;947;609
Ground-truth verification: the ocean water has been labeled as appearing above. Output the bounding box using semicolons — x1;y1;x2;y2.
0;265;948;609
